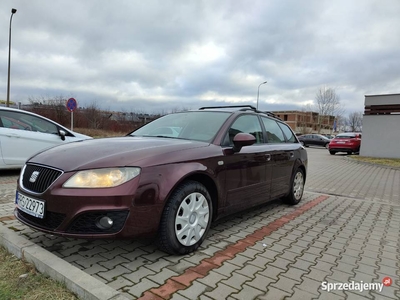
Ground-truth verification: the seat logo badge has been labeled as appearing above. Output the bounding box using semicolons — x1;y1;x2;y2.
29;171;40;183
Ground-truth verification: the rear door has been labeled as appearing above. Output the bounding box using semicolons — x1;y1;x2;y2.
261;117;297;198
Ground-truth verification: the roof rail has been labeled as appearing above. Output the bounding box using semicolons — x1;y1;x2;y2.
199;105;256;110
198;105;282;121
261;111;281;120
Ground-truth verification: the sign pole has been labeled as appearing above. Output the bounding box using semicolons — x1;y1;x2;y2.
71;111;74;131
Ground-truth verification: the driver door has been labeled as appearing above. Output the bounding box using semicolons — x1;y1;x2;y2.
222;115;272;214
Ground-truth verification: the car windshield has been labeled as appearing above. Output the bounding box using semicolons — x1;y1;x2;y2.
129;111;230;142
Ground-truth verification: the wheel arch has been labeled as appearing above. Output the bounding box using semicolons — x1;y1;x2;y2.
175;173;219;221
297;164;306;182
293;158;307;183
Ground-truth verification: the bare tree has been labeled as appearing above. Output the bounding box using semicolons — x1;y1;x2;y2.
347;112;363;132
334;115;346;133
84;101;108;129
314;87;344;133
27;95;70;125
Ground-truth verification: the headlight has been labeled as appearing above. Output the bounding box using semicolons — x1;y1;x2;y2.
63;167;141;188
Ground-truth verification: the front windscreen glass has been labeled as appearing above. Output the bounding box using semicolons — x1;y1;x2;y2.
129;111;230;142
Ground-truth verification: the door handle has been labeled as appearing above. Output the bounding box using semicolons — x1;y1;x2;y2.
265;154;271;161
289;152;294;158
6;133;20;138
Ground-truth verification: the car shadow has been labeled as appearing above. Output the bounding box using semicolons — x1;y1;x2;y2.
17;198;286;261
0;169;20;177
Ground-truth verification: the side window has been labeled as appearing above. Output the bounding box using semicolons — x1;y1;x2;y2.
261;117;285;143
278;122;297;143
0;110;58;134
223;115;263;146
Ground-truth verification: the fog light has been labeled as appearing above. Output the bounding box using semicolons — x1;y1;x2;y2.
96;216;114;230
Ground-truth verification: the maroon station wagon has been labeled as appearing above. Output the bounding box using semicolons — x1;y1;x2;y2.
15;106;307;254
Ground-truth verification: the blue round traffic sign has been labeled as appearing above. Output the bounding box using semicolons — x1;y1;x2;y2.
66;98;77;112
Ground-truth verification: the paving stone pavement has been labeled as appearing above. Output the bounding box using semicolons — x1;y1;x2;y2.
1;148;399;299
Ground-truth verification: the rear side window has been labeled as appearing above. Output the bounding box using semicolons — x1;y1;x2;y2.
278;122;297;143
261;117;285;143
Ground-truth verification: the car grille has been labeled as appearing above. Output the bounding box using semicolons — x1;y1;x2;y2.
67;211;129;234
22;164;62;193
16;209;66;231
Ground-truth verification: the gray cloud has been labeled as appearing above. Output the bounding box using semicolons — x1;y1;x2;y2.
1;0;400;115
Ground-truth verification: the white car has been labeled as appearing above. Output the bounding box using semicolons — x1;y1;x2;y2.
0;107;92;169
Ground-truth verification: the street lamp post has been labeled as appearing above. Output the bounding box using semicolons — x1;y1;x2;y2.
256;81;267;110
6;8;17;107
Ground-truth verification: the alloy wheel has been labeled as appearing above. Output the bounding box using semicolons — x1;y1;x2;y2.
293;171;304;200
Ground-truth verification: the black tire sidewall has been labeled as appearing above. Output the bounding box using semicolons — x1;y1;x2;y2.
284;168;305;205
158;180;213;255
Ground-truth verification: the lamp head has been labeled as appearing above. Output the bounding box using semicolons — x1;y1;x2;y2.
12;8;17;14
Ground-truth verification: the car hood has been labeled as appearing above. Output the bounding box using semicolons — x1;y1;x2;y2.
28;137;209;172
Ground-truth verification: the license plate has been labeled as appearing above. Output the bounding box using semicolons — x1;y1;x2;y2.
16;191;45;219
336;141;345;144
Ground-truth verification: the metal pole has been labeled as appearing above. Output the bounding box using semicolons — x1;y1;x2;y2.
256;81;267;110
6;9;17;107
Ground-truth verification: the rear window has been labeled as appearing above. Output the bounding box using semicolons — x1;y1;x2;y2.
336;133;358;139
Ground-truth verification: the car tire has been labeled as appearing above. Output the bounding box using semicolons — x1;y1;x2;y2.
325;143;329;149
329;151;335;155
283;168;305;205
300;141;305;146
157;180;213;255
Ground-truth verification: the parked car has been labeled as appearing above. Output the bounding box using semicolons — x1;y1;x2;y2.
297;134;331;149
328;132;362;155
15;105;307;255
0;107;91;169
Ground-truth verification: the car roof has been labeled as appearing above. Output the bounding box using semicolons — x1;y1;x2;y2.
0;106;39;115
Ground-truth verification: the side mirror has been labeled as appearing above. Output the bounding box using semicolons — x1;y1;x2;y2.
232;133;256;153
59;130;66;141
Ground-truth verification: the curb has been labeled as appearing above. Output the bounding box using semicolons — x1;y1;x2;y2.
344;156;400;170
0;225;129;300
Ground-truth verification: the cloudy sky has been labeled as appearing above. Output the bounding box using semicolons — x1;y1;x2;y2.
1;0;400;115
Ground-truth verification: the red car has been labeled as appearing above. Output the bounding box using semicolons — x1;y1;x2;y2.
328;132;362;155
15;105;307;255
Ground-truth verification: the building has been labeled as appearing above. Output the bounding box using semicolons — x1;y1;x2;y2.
272;110;335;135
360;93;400;158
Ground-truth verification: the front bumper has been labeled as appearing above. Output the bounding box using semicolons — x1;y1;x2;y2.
15;171;163;239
